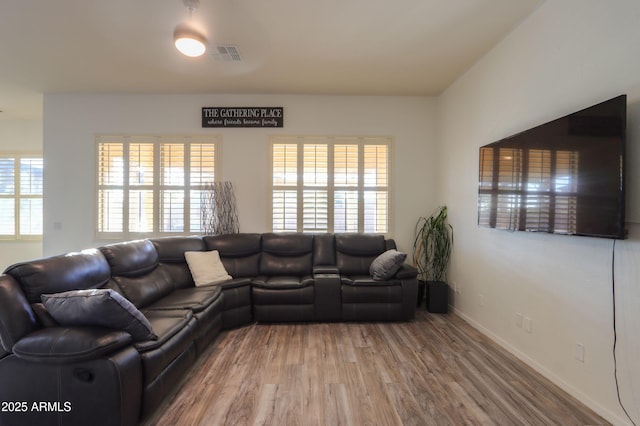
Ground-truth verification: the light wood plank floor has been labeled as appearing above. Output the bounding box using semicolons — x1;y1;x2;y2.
143;311;608;426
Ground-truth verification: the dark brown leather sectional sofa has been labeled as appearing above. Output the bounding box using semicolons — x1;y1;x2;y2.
0;232;418;426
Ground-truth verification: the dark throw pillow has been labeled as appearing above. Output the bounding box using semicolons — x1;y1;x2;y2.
369;249;407;281
41;289;157;341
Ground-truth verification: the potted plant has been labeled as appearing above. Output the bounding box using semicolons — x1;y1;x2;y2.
413;206;453;312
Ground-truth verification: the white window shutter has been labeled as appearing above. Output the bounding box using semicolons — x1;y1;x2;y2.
270;136;390;234
97;136;217;238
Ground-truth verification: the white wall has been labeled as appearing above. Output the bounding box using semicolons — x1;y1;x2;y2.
437;1;640;424
42;94;436;255
0;120;43;269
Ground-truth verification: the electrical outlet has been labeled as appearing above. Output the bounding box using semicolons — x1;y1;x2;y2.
452;281;459;294
523;317;533;333
479;294;485;307
575;343;585;362
515;312;523;328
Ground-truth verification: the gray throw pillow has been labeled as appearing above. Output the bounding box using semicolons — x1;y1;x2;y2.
41;289;157;341
369;249;407;280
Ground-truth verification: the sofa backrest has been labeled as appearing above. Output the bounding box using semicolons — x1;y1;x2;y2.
0;274;39;354
204;233;262;278
99;239;172;309
313;233;336;267
260;233;314;276
151;236;206;289
4;249;112;304
334;233;387;275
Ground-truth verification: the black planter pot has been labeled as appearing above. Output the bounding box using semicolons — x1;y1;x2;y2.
426;280;449;313
417;280;426;307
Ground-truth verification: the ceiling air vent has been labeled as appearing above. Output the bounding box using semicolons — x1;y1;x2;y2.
211;45;242;62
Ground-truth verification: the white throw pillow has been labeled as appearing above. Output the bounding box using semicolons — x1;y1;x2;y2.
184;250;232;287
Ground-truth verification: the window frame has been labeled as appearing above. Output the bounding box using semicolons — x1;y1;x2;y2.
269;135;393;235
95;134;221;240
0;151;43;241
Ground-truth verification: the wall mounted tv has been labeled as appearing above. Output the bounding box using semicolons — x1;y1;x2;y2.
478;95;627;239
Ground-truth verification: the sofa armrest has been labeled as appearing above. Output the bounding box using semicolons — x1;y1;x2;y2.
395;263;418;279
12;326;132;364
313;265;339;275
0;274;38;353
313;268;341;321
0;346;142;426
399;275;419;320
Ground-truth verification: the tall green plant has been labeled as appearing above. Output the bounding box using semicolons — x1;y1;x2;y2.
413;206;453;282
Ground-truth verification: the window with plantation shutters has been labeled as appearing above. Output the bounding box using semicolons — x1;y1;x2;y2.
270;136;391;234
0;153;43;240
96;135;218;239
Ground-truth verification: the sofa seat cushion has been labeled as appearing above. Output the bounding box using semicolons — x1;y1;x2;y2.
252;285;314;305
340;275;400;286
144;286;222;313
341;283;403;304
13;326;132;363
135;310;193;353
252;275;314;289
134;309;196;384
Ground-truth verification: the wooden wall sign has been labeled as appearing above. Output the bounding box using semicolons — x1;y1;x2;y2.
202;107;284;128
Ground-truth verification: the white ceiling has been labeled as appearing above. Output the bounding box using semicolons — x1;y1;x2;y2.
0;0;543;120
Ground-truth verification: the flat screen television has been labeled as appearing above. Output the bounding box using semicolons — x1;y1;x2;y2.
478;95;627;239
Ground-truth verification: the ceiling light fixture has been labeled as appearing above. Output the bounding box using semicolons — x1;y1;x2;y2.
174;25;207;57
174;0;207;58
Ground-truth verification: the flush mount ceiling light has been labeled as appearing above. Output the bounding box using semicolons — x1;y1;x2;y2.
174;24;206;57
174;0;207;57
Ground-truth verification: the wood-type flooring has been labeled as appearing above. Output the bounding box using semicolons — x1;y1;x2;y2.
143;310;608;426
